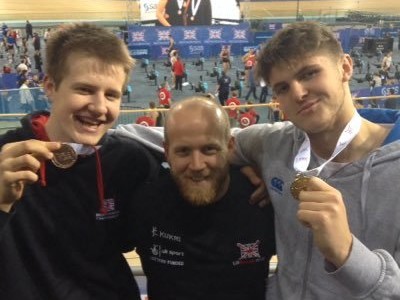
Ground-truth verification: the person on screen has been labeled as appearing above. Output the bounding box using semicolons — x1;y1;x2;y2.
156;0;212;26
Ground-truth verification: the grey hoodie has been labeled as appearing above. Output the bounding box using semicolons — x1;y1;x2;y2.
234;121;400;299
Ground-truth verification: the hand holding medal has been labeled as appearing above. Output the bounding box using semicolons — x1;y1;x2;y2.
0;140;61;211
296;176;353;268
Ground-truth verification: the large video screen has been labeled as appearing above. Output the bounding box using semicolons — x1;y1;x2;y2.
140;0;242;26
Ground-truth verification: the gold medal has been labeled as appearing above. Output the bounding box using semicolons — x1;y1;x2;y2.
51;143;78;169
290;174;311;200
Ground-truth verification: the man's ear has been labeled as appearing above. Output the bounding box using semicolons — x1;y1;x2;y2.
43;75;55;102
341;54;353;83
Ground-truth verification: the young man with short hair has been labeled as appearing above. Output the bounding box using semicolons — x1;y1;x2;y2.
0;23;157;300
234;21;400;299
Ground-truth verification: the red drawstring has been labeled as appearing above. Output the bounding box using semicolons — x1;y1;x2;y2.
93;146;107;214
31;114;50;187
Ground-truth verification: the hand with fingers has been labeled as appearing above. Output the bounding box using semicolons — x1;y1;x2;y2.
296;176;353;268
0;140;61;212
240;165;271;207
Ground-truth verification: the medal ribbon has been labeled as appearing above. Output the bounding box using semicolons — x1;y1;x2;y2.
177;0;185;10
191;0;202;18
293;110;362;177
67;143;100;156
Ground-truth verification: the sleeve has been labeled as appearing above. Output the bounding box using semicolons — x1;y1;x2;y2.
327;236;400;298
231;123;286;166
110;124;165;154
0;210;11;239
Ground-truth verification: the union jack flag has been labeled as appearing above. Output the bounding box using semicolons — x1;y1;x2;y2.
236;240;261;260
161;47;169;55
208;29;222;40
131;31;145;42
157;30;170;41
233;29;246;40
184;30;197;40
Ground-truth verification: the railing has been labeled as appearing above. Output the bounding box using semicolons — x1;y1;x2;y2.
0;89;399;134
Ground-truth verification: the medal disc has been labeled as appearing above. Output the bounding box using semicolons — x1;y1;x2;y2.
190;16;194;21
51;143;78;169
290;174;310;200
178;9;182;15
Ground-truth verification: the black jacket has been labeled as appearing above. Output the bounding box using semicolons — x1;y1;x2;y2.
0;112;158;300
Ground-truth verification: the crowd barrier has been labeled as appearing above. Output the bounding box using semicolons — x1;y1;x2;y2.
0;92;400;135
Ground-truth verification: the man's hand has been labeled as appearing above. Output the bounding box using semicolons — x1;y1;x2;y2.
0;140;60;212
297;177;353;268
240;166;270;207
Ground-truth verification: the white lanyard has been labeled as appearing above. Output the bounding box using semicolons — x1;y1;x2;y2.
191;0;202;17
293;111;362;176
67;143;101;156
177;0;185;10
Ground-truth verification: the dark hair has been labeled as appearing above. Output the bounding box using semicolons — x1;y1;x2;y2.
257;21;343;83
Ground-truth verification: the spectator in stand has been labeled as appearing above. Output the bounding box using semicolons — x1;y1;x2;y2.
173;56;185;91
158;81;172;108
245;62;258;101
225;90;241;127
25;20;33;40
220;45;231;73
34;50;43;73
33;32;41;51
19;78;35;113
170;50;178;87
259;78;269;104
381;50;393;74
238;100;259;128
242;48;256;85
43;28;51;43
2;65;11;74
216;71;232;106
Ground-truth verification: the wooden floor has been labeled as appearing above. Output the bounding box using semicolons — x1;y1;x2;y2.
0;0;398;21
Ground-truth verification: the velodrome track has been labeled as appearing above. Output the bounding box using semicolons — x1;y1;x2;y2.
0;0;398;21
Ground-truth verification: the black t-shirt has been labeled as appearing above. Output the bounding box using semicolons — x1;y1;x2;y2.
126;166;276;300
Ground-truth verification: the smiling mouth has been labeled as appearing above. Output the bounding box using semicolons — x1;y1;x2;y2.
75;116;106;130
297;100;318;114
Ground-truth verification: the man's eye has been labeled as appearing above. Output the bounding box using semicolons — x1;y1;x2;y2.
302;69;319;80
274;85;288;95
204;146;218;155
106;93;120;101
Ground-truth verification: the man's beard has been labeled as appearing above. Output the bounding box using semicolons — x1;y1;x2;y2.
173;164;229;206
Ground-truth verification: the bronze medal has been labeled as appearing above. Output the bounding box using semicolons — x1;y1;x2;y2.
290;174;311;200
51;143;78;169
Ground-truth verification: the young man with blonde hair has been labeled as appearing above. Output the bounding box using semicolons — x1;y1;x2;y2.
0;23;157;300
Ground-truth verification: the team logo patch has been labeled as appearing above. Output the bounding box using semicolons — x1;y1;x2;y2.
232;240;264;266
